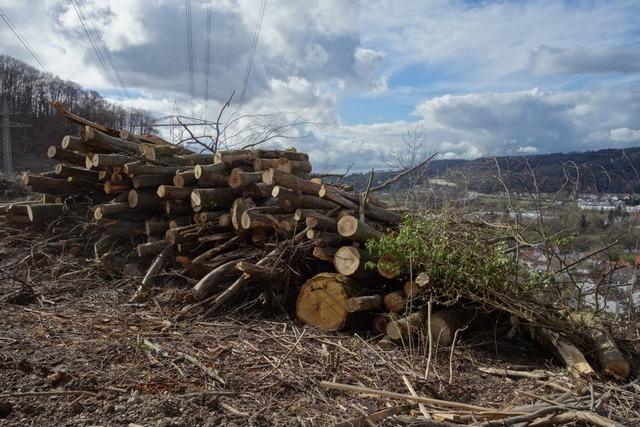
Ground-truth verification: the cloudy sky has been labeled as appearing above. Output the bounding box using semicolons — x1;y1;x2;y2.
1;0;640;171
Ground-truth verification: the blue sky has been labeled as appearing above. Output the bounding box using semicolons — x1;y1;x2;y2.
1;0;640;171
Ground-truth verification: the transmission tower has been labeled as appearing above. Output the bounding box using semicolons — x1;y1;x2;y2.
1;96;30;176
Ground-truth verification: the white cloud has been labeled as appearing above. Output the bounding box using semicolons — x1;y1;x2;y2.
609;128;640;143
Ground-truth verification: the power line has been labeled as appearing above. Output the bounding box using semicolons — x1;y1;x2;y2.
184;0;195;102
0;8;51;74
204;0;213;106
70;0;123;98
222;18;235;95
79;0;130;98
238;0;267;109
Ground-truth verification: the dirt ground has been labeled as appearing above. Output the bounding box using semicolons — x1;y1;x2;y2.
0;221;636;426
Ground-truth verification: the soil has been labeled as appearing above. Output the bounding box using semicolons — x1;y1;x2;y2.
0;221;635;426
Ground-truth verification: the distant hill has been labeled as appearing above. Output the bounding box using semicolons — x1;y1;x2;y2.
343;147;640;194
0;55;155;174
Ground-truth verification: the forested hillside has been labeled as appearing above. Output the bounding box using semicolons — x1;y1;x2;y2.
345;147;640;194
0;55;155;174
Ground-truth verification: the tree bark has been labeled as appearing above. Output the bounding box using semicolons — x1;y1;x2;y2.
47;146;87;166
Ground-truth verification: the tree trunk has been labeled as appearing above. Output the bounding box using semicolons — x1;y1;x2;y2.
173;170;197;187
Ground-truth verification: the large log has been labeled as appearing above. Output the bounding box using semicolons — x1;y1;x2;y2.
52;101;121;137
191;188;240;210
262;168;321;195
47;146;87;166
26;203;64;222
306;229;343;247
296;273;367;331
103;180;132;194
162;200;192;216
337;215;383;243
83;125;139;153
194;163;227;180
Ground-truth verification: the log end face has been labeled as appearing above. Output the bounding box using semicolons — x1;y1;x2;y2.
333;246;361;276
296;273;350;331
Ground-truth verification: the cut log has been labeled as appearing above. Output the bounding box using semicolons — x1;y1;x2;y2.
372;313;399;334
83;126;139;153
162;200;192;216
426;310;474;346
272;186;337;212
383;291;407;314
337;215;383;243
93;202;129;219
91;153;136;168
54;164;99;181
199;231;236;243
165;223;215;245
132;174;174;188
296;273;367;331
240;210;286;230
157;185;192;200
262;168;321;195
304;212;337;231
306;229;343;247
124;162;187;176
242;183;273;200
190;188;240;210
569;312;630;380
253;158;312;175
415;272;431;288
103;180;132;194
192;260;242;300
61;135;90;153
169;216;192;229
333;246;377;277
228;171;263;189
319;185;401;225
128;190;161;209
26;203;64;222
22;174;87;195
254;149;309;162
173;170;197;187
194;210;226;224
387;312;425;341
346;295;383;313
403;280;423;298
377;253;402;279
194;163;227;179
218;213;232;228
47;146;87;166
230;198;256;230
178;153;215;165
145;220;169;236
530;326;595;377
312;246;338;262
137;240;168;257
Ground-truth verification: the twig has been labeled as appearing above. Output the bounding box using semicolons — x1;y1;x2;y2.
258;329;306;381
370;152;438;192
0;390;97;398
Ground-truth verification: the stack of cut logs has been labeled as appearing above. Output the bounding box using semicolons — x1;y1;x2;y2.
1;102;631;381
